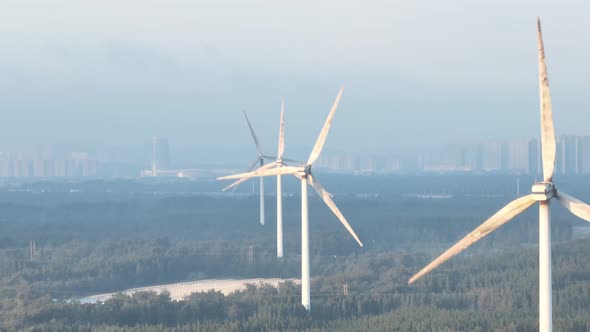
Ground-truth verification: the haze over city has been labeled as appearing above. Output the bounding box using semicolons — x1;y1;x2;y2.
2;0;590;163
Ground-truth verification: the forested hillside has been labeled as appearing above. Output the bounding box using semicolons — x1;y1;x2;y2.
0;176;589;331
7;240;590;331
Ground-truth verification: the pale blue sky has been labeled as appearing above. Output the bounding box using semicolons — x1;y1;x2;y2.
0;0;589;160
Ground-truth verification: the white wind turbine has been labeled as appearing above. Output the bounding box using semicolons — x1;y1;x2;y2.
223;99;292;258
218;87;364;311
238;110;274;225
408;18;590;332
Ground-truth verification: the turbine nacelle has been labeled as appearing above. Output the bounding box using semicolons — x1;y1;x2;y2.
531;182;556;202
289;165;310;178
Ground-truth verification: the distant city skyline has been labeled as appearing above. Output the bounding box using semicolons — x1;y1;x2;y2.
2;133;590;178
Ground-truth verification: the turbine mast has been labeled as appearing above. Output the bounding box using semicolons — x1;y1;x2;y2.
277;98;285;257
277;174;283;258
259;165;265;225
301;177;310;311
539;201;552;332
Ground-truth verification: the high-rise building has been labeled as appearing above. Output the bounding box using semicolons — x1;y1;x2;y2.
69;152;97;177
0;150;96;178
581;136;590;174
54;160;67;177
482;141;502;171
474;143;484;171
555;138;564;175
528;138;540;175
13;159;33;177
43;160;54;177
151;137;171;176
0;159;12;177
508;140;529;172
577;136;584;174
500;143;510;171
561;135;580;174
34;159;46;177
456;143;481;171
448;143;466;169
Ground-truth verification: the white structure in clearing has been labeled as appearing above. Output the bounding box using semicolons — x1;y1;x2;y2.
81;278;299;303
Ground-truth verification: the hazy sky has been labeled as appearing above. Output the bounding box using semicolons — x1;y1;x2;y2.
1;1;589;161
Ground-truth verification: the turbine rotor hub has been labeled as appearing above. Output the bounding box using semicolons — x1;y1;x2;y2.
303;165;312;176
531;181;556;201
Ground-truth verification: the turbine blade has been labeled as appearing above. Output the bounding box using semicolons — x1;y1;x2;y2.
222;162;278;191
248;158;261;172
281;157;304;164
537;17;556;182
308;174;363;247
218;164;299;180
408;194;537;285
226;158;261;192
307;87;344;165
557;191;590;222
277;98;286;160
243;110;263;155
223;177;251;192
263;155;303;164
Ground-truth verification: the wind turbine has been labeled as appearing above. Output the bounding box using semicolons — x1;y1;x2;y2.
223;99;290;258
239;110;274;225
218;87;363;311
408;18;590;332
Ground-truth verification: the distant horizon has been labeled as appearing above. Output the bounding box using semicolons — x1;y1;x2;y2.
0;132;588;160
0;133;588;178
2;2;589;159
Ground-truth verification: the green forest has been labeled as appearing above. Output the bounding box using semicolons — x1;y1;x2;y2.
0;176;589;331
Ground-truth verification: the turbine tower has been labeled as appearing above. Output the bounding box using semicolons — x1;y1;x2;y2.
240;111;274;225
219;87;363;311
408;18;590;332
276;100;285;258
223;99;293;258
